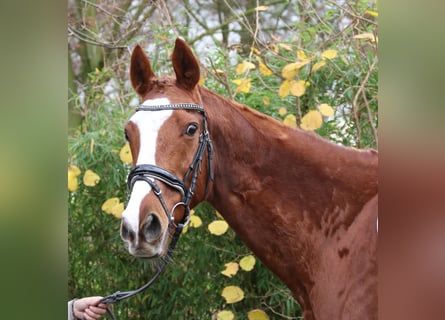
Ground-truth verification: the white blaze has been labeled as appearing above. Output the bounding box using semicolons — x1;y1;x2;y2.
122;98;173;237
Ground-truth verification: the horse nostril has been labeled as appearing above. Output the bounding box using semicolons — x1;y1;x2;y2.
143;214;162;241
121;220;135;243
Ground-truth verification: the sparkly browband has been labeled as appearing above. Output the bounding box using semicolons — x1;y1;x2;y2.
136;103;205;112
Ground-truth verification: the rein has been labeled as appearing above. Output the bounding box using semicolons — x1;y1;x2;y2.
99;103;214;319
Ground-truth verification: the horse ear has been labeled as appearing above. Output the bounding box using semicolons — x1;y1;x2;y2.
172;38;200;90
130;44;155;96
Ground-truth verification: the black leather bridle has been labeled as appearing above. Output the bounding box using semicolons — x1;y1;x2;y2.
99;103;214;317
127;103;214;230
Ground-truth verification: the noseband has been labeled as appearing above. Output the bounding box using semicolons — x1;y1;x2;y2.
100;103;214;314
127;103;214;230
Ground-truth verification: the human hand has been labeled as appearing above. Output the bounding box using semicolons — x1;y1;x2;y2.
72;296;109;320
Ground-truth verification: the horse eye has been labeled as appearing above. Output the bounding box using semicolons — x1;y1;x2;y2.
185;123;198;136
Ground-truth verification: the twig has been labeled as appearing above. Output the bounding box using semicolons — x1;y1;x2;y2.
296;96;302;127
156;0;179;38
80;0;123;24
68;26;128;49
206;57;233;99
261;301;302;319
361;88;378;147
248;0;261;61
189;0;286;45
325;0;377;26
352;57;378;147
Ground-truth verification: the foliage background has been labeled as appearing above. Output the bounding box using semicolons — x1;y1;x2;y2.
68;0;377;318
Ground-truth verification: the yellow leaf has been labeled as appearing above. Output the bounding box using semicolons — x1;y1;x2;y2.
68;165;81;192
268;43;279;53
283;114;296;128
278;80;290;98
217;310;235;320
157;34;169;42
293;59;311;69
281;60;311;79
68;165;81;176
290;80;307;97
90;138;94;155
215;210;224;219
278;43;292;51
101;197;124;218
208;220;229;235
215;69;225;75
83;169;100;187
248;309;270;320
365;10;378;17
263;97;270;105
278;107;287;116
281;63;299;79
255;5;269;11
110;202;124;219
300;110;323;131
232;78;251;93
318;104;334;117
311;60;326;72
259;62;272;76
235;61;255;75
198;76;206;86
251;47;261;55
221;286;244;304
102;197;120;213
221;262;239;278
68;172;78;192
353;32;376;42
120;143;132;164
297;49;307;60
239;255;256;271
190;215;202;228
321;49;338;60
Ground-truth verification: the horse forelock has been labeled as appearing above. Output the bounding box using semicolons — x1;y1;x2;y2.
140;75;202;104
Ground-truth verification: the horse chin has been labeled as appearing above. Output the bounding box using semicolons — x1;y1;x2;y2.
131;248;164;260
130;231;171;260
137;253;161;260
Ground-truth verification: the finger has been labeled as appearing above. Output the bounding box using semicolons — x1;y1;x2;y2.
84;308;103;319
88;306;107;315
82;313;93;320
87;306;106;314
85;296;103;306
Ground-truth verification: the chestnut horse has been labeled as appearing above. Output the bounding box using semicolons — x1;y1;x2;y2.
120;38;378;319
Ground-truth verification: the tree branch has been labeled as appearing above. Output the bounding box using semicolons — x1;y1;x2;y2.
188;0;287;45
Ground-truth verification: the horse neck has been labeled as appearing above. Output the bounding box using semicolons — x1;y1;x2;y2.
200;87;378;290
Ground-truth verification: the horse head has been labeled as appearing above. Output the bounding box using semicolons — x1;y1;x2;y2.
120;38;213;259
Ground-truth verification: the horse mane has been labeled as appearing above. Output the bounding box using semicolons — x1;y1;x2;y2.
199;85;377;155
